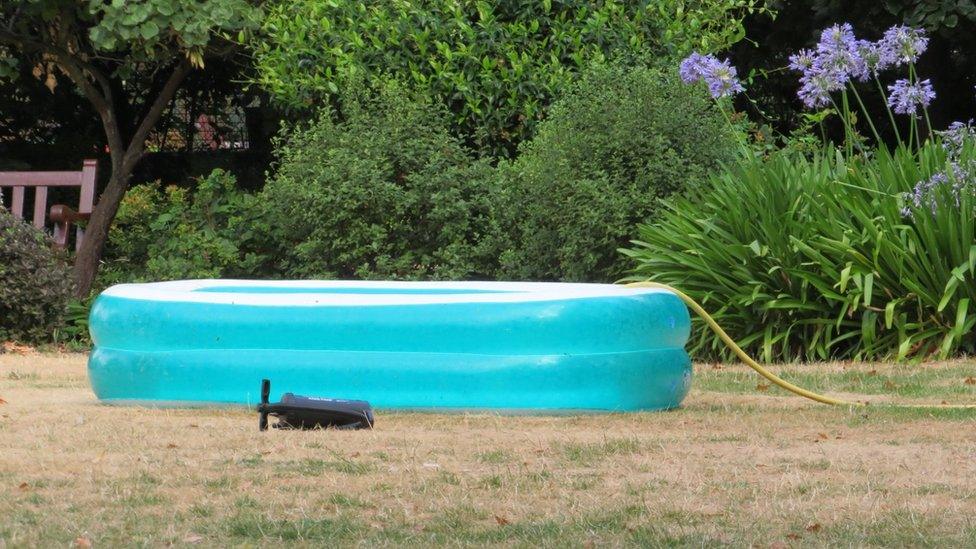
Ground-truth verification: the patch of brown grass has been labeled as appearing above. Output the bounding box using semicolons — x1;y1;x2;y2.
1;354;975;547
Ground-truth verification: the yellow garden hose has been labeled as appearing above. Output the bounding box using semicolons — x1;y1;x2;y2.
626;281;976;409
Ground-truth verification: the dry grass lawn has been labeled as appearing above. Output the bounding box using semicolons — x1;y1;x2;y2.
1;352;975;547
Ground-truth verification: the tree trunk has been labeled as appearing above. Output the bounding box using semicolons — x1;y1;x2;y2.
72;163;132;297
70;60;193;297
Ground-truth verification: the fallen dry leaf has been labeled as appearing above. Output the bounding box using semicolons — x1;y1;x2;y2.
756;383;770;392
18;482;29;491
494;515;510;526
805;522;822;533
964;377;975;386
0;398;7;405
817;433;829;440
1;342;34;355
786;533;802;540
166;443;178;449
73;537;92;549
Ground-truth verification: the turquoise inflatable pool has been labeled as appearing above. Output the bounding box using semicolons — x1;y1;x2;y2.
87;280;692;411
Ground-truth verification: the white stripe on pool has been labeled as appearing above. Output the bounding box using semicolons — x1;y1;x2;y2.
100;280;674;307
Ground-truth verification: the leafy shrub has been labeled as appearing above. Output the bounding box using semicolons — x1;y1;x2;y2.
252;0;766;155
99;169;257;285
54;295;96;349
624;142;976;361
494;63;736;282
0;206;73;343
256;83;500;280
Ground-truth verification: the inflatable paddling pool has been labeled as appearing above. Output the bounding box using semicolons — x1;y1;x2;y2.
88;280;692;411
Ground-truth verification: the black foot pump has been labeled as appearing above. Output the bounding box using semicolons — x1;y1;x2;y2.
257;379;375;431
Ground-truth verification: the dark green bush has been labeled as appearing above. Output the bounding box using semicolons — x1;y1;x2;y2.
256;83;500;280
624;142;976;361
494;63;736;282
0;205;74;343
99;169;257;285
252;0;764;156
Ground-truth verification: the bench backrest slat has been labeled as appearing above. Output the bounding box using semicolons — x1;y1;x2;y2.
79;160;96;214
10;186;24;218
33;186;48;229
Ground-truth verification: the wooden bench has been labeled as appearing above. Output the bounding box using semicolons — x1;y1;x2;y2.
0;159;97;250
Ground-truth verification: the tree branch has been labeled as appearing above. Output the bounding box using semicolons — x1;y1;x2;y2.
122;58;193;171
2;29;124;165
2;4;23;33
58;10;118;107
0;28;115;118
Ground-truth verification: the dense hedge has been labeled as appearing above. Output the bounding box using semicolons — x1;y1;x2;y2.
255;83;500;280
98;170;256;286
252;0;763;156
98;64;736;285
0;206;73;342
494;63;736;281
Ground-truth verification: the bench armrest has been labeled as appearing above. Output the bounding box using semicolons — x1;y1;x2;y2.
49;204;91;249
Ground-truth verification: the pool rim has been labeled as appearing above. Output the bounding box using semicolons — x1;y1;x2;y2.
98;279;677;307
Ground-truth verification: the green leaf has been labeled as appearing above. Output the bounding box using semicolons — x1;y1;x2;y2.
139;21;161;40
863;273;873;307
839;263;851;292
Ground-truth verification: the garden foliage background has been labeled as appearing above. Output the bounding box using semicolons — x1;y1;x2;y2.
1;0;975;361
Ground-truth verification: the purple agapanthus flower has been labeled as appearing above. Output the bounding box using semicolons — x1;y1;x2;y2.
814;23;867;83
679;52;711;84
818;23;858;54
903;171;950;217
902;162;975;218
705;58;745;98
788;48;816;73
878;25;928;67
790;23;933;111
678;52;745;98
797;72;837;109
853;39;883;77
887;78;935;115
790;23;875;108
938;120;976;158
